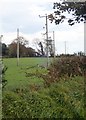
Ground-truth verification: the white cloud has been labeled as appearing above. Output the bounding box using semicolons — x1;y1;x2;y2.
0;0;54;34
0;0;84;54
54;23;84;54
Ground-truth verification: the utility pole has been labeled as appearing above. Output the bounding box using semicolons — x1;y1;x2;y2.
53;31;55;60
39;14;49;67
84;20;86;56
65;41;66;55
0;35;3;59
45;14;49;67
0;35;3;41
17;28;19;66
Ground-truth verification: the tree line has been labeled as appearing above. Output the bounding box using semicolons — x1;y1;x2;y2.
2;35;55;58
2;42;38;57
2;36;43;57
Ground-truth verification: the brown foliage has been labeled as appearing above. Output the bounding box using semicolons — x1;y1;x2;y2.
26;56;86;87
43;56;86;86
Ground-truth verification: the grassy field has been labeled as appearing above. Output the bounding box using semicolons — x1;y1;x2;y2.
3;57;50;90
2;57;85;119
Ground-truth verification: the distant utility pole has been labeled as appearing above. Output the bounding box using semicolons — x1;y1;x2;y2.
53;31;55;59
0;35;3;41
17;28;19;66
65;41;66;55
39;14;49;67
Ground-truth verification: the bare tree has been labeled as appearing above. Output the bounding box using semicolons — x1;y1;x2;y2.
33;38;45;56
13;36;29;46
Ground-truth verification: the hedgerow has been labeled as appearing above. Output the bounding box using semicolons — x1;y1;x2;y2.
43;56;86;86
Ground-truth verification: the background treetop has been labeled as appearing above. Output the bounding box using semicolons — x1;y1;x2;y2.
48;0;86;25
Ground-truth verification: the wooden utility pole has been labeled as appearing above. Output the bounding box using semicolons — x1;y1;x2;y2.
45;14;49;67
65;41;66;55
84;20;86;56
39;14;49;67
0;35;3;59
53;31;55;59
17;28;19;66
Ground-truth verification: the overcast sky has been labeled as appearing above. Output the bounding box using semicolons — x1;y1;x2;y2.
0;0;84;54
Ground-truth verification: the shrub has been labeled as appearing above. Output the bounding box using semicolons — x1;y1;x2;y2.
50;56;84;76
43;56;86;86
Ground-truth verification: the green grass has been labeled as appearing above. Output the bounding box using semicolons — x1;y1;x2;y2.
3;76;84;119
3;57;49;90
2;57;85;119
